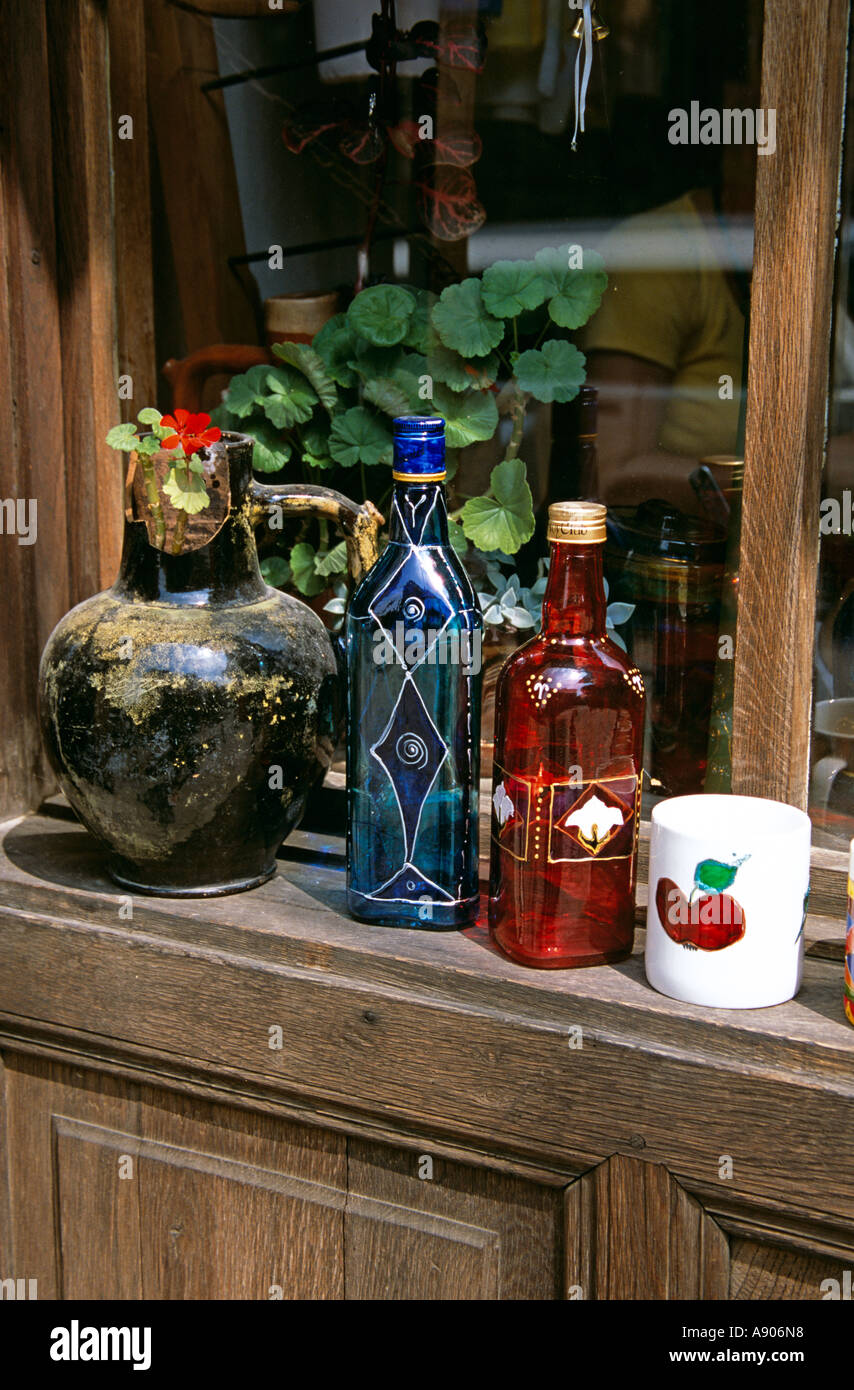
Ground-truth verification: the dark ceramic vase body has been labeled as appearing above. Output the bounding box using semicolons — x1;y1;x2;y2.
39;432;378;896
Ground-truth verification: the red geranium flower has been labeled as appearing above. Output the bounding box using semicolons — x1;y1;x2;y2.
159;408;221;456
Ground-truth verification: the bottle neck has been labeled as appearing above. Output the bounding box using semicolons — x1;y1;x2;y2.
114;510;266;606
542;540;607;637
388;480;449;547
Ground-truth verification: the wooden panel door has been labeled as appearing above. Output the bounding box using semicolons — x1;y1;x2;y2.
1;1054;347;1300
345;1139;563;1299
563;1153;854;1301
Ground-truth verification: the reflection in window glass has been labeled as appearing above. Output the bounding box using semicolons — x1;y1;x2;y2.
459;0;762;800
214;1;764;801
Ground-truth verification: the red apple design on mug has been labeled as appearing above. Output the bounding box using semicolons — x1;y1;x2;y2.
655;856;749;951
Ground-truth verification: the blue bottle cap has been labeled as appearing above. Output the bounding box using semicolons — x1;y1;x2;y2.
392;415;446;481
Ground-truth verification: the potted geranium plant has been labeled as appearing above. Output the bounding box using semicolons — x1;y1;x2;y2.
211;245;608;604
106;407;222;555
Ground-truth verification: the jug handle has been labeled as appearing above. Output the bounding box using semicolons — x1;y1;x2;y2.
248;482;384;587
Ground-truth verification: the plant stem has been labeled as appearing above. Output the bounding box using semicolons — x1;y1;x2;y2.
171;510;188;556
512;319;519;356
138;451;167;550
504;388;528;461
531;321;551;351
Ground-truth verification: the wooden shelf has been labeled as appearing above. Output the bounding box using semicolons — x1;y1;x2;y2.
1;806;852;1239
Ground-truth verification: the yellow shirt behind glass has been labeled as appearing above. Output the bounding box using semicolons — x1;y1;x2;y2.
580;191;746;460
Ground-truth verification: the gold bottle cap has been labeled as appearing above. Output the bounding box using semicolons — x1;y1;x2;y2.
547;500;607;544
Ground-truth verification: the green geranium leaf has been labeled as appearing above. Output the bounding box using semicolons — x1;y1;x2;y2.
137;407;162;426
459;457;535;554
348;284;416;347
534;245;607;329
444;447;459;482
289;541;326;596
312;314;359;388
430;384;498;449
208;403;236;431
348;339;404;382
314;539;348;577
222;364;272;418
428;343;498;393
106;422;139;451
363;369;423;418
300;421;334;470
401;286;437;352
260;555;291;588
329;406;393;468
187;453;205;474
302;421;329;454
432;278;504;358
135;435;161;456
244;419;292;473
447;515;468;556
162;465;210;514
514;339;587;403
481;259;548;318
272;340;338;414
261;366;317;429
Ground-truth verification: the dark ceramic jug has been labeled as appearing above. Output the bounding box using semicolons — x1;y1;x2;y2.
39;431;381;896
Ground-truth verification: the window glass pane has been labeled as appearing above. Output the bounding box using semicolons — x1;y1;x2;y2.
212;1;765;804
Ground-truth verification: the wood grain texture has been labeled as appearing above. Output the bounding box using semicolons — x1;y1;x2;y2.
2;1054;141;1298
565;1155;730;1300
47;0;124;595
0;814;852;1259
0;0;69;817
144;0;258;355
729;1237;848;1300
346;1137;560;1299
108;0;157;418
733;0;851;805
135;1086;345;1299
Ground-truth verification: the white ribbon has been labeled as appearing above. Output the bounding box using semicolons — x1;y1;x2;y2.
571;0;594;151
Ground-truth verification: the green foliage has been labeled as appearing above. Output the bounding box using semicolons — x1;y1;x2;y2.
210;246;606;598
402;287;437;352
272;341;338;414
314;539;348;576
429;344;498;393
430;384;498;449
163;465;210;514
432;277;504;357
329;406;393;468
481;260;547;318
105;422;140;452
460;458;535;553
514;339;587;403
534;246;607;329
347;284;416;346
363;370;422;418
260;555;291;588
260;366;317;429
289;541;327;596
313;314;359;388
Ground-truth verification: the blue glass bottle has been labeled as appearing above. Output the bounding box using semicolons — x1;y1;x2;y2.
345;416;482;927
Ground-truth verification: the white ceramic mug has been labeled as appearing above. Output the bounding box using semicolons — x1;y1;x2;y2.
645;794;811;1009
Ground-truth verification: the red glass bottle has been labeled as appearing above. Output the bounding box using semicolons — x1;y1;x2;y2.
488;501;645;968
